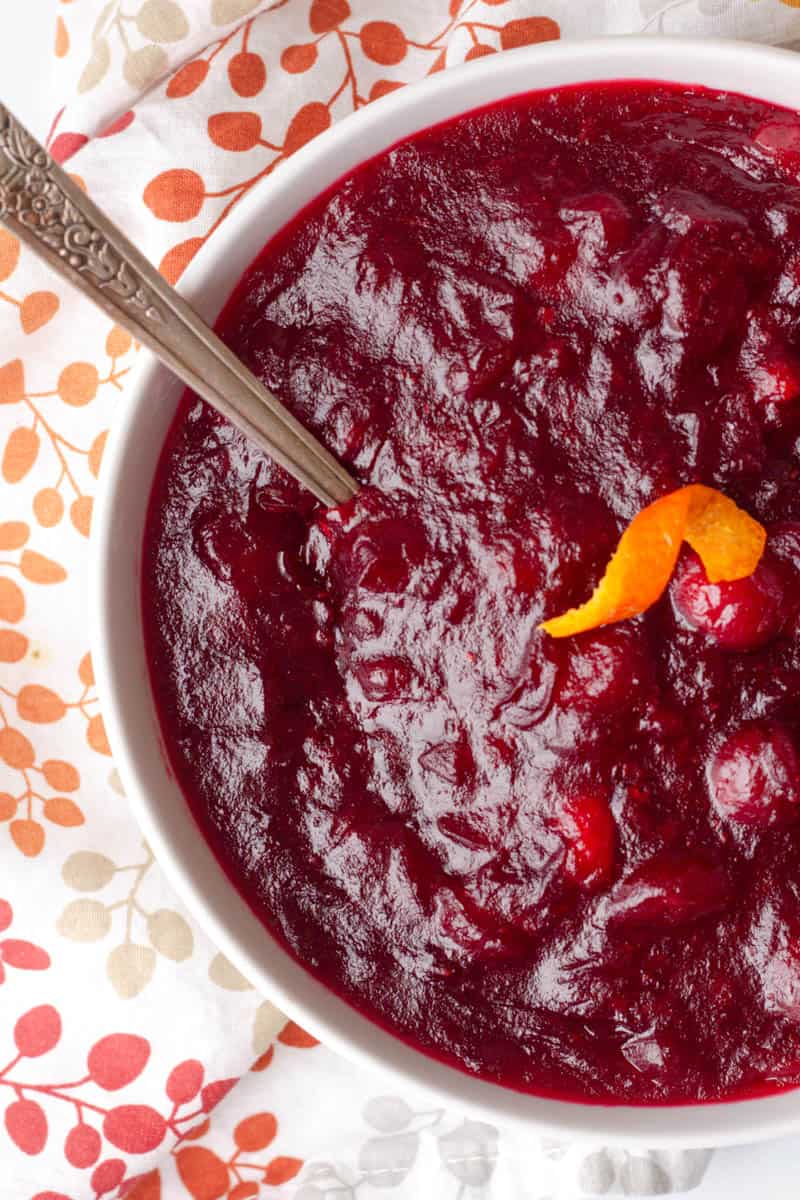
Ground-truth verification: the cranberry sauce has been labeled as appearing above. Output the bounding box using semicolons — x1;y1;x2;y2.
143;82;800;1103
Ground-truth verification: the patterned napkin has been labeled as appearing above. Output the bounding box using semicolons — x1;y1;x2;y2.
4;2;800;1197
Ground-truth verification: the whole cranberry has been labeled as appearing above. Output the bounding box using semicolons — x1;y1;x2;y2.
553;792;616;888
671;551;784;651
557;626;648;713
709;723;800;827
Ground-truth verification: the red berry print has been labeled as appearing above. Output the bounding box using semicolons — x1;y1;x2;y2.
14;1005;61;1057
92;1158;126;1195
65;1121;101;1168
103;1104;167;1154
0;939;50;969
99;111;135;138
49;132;88;163
166;1058;204;1103
88;1033;151;1091
200;1078;237;1112
229;1183;259;1200
5;1098;47;1155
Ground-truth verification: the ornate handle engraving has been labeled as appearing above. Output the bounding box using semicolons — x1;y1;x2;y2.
0;103;164;323
0;101;358;507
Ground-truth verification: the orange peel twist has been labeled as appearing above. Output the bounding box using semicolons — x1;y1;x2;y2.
540;484;766;639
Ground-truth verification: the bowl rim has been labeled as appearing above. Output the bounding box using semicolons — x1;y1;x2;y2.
92;34;800;1147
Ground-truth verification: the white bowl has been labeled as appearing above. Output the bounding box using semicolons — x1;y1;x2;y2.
93;36;800;1146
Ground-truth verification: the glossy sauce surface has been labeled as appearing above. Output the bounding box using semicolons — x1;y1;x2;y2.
144;82;800;1103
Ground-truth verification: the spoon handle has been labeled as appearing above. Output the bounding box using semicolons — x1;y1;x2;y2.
0;102;359;508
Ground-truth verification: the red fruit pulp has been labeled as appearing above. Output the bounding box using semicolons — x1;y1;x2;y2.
143;82;800;1103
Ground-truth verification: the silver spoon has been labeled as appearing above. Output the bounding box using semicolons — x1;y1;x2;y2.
0;102;359;508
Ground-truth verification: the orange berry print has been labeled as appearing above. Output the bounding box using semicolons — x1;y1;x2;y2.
106;325;132;358
500;16;560;50
309;0;350;33
78;652;95;687
175;1146;229;1200
229;1184;258;1200
167;58;209;98
55;15;70;58
0;359;25;405
466;43;495;60
208;111;263;152
20;550;67;584
33;487;65;527
277;1020;319;1048
44;797;85;827
159;238;203;285
264;1157;302;1185
228;51;266;97
0;521;29;550
251;1046;274;1071
87;714;111;756
58;362;99;406
0;793;16;820
144;170;205;222
88;431;109;478
0;230;20;283
17;684;67;724
360;21;407;65
42;760;80;791
20;291;59;335
0;578;25;623
370;79;403;100
284;102;331;155
0;727;34;769
233;1112;276;1151
0;630;28;663
182;1118;209;1141
70;496;93;538
2;427;39;483
10;819;45;857
281;43;317;73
